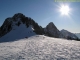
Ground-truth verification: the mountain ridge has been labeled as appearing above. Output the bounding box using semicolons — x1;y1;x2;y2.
60;29;78;40
0;13;79;41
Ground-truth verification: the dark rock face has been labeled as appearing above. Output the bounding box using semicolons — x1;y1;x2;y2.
44;22;64;38
0;17;13;37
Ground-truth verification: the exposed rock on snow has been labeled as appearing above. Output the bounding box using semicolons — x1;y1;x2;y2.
0;13;43;38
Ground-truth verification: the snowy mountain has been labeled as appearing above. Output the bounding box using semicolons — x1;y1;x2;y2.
0;35;80;60
0;13;44;42
0;13;79;41
0;13;64;42
61;29;78;40
75;33;80;39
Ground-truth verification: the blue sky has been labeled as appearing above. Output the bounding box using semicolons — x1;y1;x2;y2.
0;0;80;33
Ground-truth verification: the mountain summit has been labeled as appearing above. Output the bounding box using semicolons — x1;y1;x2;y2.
44;22;64;38
0;13;44;36
0;13;44;42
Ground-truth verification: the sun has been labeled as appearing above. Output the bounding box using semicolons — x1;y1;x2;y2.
60;5;70;15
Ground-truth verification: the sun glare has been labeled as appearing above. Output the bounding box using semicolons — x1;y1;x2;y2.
60;5;70;15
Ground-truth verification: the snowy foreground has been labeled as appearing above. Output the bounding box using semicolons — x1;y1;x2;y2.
0;35;80;60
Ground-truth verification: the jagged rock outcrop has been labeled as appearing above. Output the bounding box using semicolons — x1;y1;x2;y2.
44;22;64;38
0;17;13;37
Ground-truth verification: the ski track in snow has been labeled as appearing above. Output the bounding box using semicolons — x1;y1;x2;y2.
0;35;80;60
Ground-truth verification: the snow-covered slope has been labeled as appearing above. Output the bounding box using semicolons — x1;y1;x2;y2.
0;35;80;60
0;24;36;42
75;33;80;39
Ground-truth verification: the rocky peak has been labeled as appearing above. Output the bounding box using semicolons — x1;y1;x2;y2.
12;13;25;22
0;13;44;37
46;22;58;31
45;22;60;38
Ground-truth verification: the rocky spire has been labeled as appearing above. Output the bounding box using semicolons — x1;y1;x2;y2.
45;22;60;38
